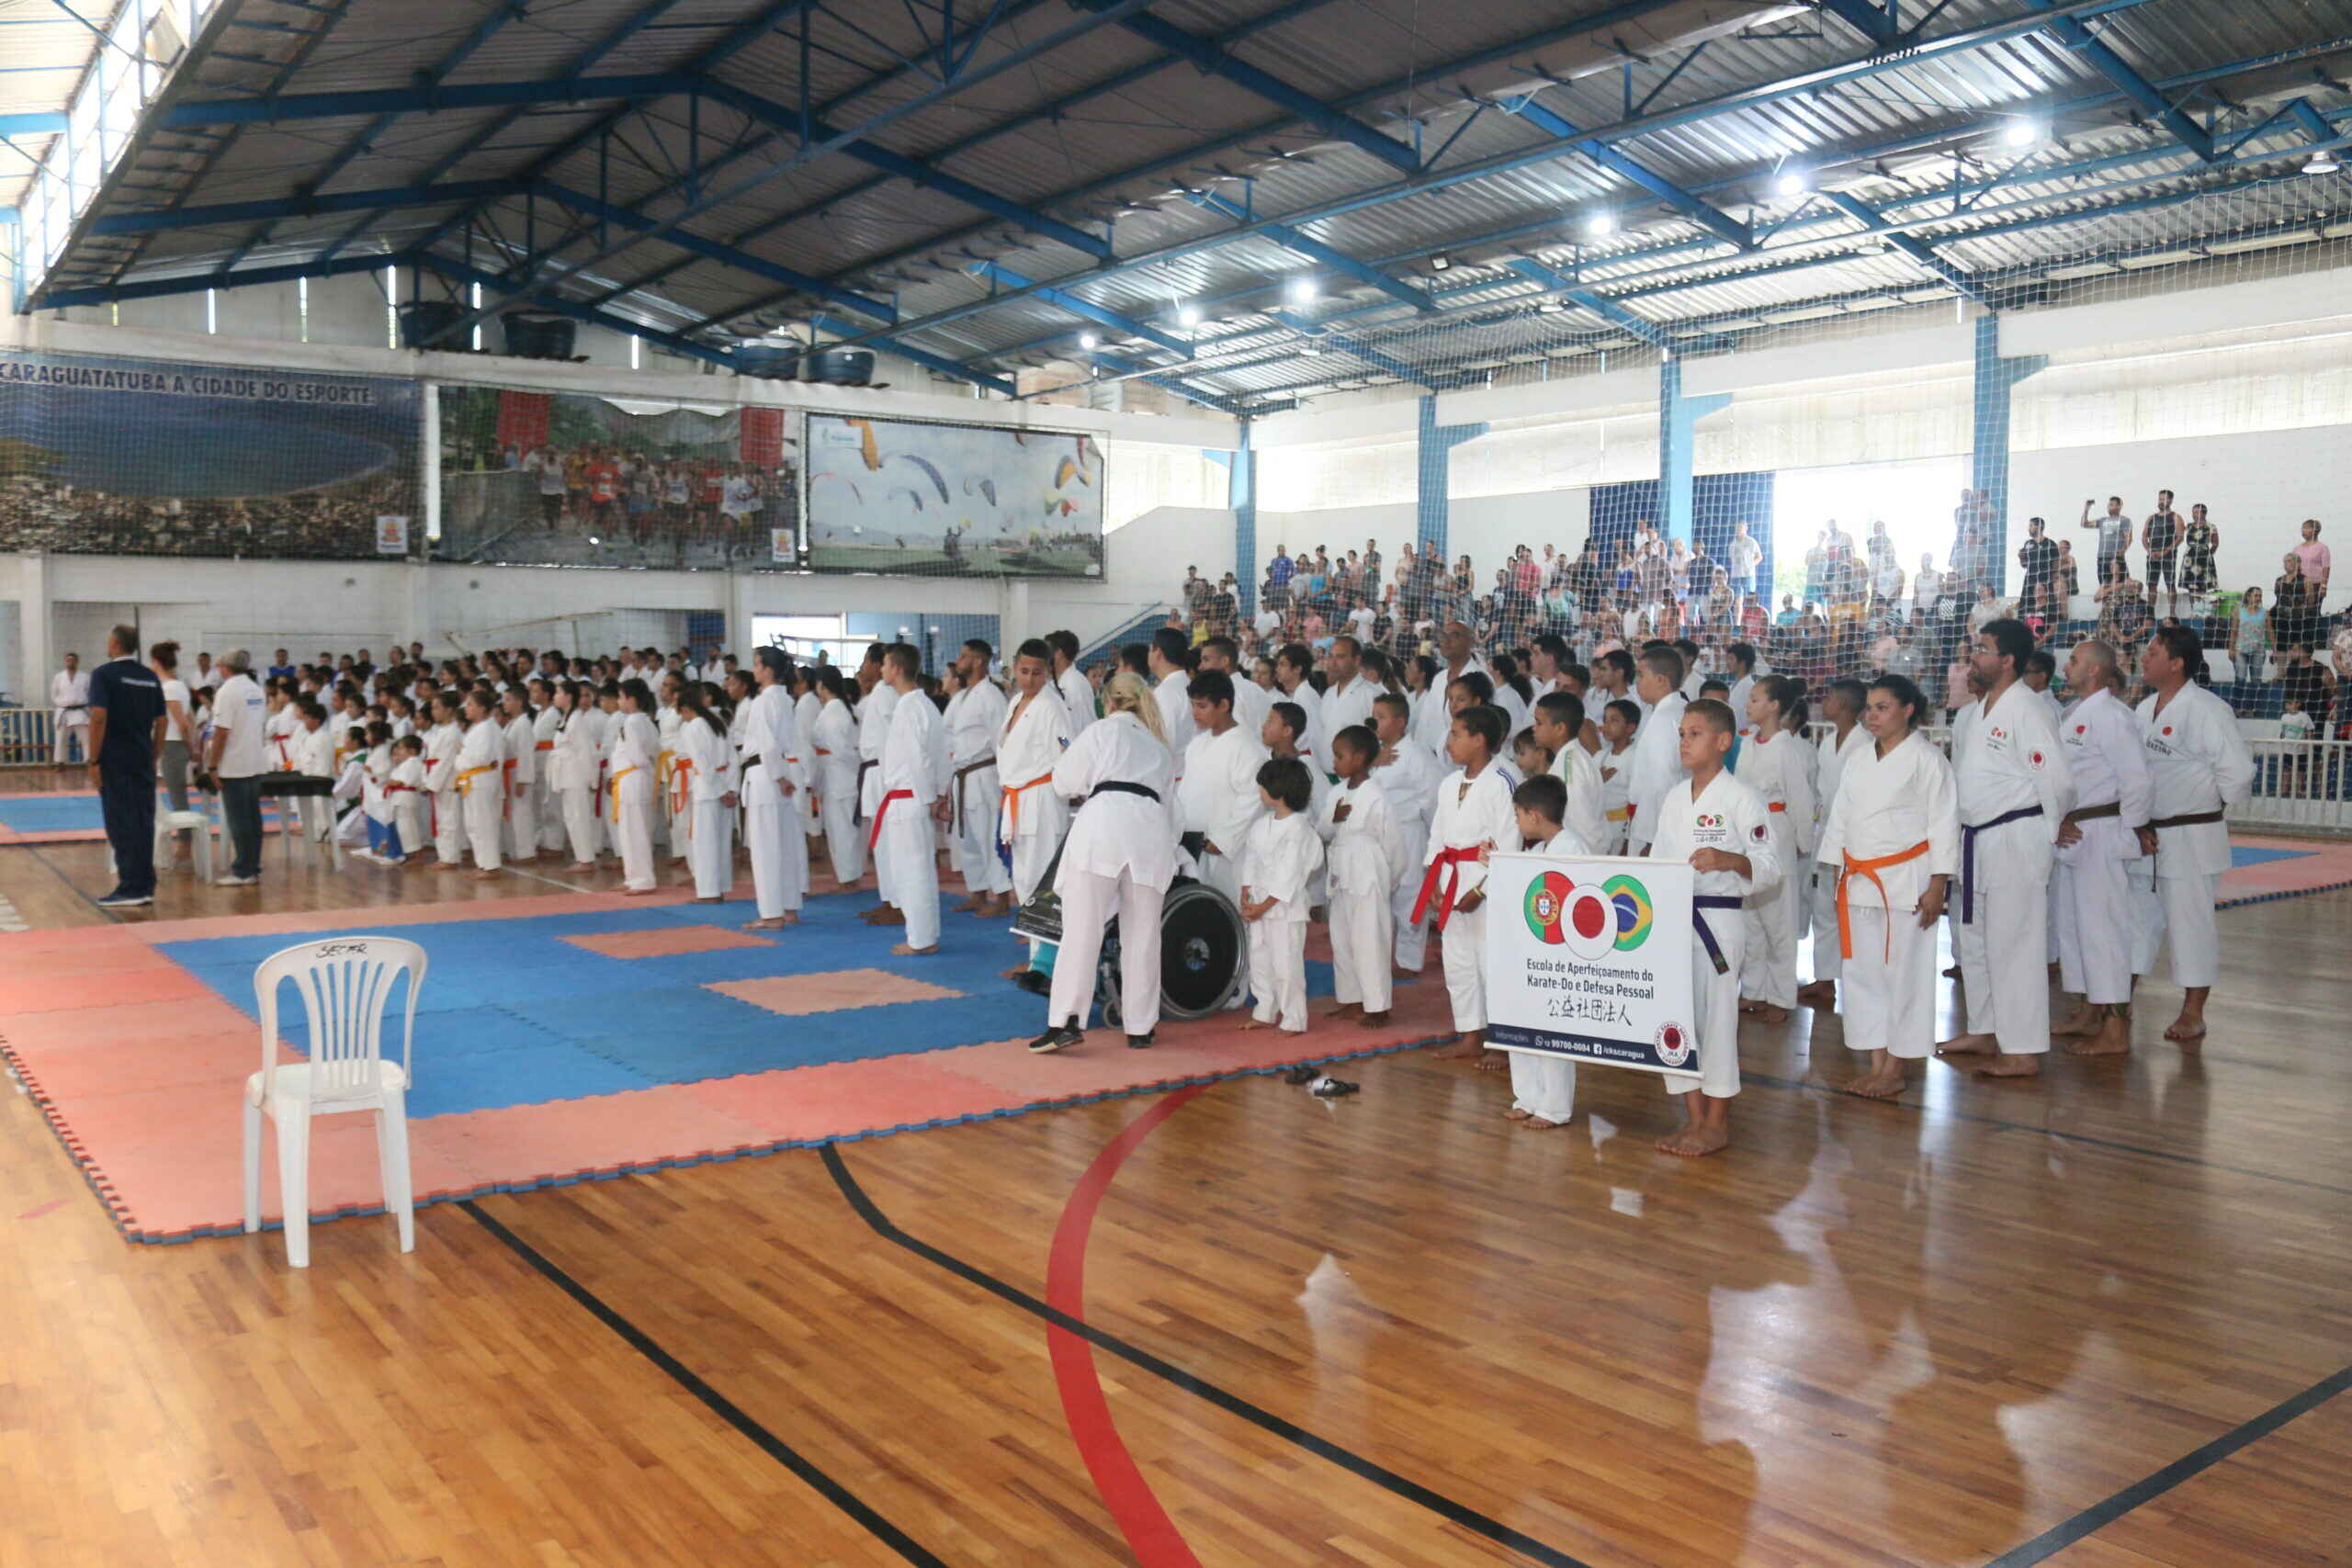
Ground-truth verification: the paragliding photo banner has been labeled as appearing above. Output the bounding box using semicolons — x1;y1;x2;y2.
802;412;1106;579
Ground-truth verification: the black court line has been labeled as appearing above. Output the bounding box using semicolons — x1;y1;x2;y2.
459;1200;949;1568
1983;1359;2352;1566
1744;1070;2352;1198
820;1144;1600;1568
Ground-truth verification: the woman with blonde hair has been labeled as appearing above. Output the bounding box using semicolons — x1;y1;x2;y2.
1029;670;1178;1055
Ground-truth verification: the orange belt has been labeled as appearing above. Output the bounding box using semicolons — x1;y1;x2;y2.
1767;801;1786;812
535;739;553;752
1001;773;1053;842
607;764;639;823
456;764;496;797
670;758;695;828
867;787;914;851
1410;844;1484;931
1838;840;1932;961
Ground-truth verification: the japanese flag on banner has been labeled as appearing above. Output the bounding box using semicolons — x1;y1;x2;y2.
494;389;551;450
740;406;786;466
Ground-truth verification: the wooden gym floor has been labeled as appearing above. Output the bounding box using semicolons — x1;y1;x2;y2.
0;807;2346;1568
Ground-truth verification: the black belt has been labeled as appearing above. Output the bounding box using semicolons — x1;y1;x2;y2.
854;757;876;822
2148;808;2224;831
2062;801;2121;828
1090;781;1160;804
1960;804;2045;922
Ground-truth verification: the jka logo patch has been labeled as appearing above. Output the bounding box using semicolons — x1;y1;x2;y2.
2028;748;2047;771
1656;1022;1694;1067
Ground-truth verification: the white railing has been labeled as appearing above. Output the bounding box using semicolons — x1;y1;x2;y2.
2234;738;2352;838
0;710;64;767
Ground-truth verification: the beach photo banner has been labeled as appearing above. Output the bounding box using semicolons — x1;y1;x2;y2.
803;412;1106;580
0;349;422;561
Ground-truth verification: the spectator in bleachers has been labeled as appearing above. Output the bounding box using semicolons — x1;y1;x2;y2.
2181;503;2219;608
2278;642;2336;733
2275;550;2324;654
2018;517;2060;621
2081;495;2132;588
2293;518;2331;603
2143;489;2185;618
2230;584;2271;691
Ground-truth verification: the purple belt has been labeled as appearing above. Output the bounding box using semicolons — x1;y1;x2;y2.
1692;894;1743;976
1960;805;2044;922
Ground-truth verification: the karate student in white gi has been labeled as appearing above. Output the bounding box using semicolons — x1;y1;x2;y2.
1319;725;1404;1026
1938;619;2076;1077
673;684;736;902
655;675;685;862
1239;758;1324;1034
740;649;810;930
386;734;428;864
1799;680;1871;1007
420;694;465;869
609;679;662;895
550;682;605;868
1148;627;1196;759
943;639;1012;919
2048;641;2152;1058
854;647;900;921
451;690;506;878
997;639;1071;908
530;679;565;855
51;655;91;764
1047;629;1095;735
1596;699;1638;854
1816;675;1959;1100
1370;691;1442;976
871;645;943;955
1029;671;1180;1055
1735;675;1816;1023
811;667;865;886
1417;705;1518;1066
1496;773;1592;1129
1625;648;1690;855
1531;692;1609;854
2134;626;2256;1045
499;688;539;863
1645;697;1780;1156
1177;669;1270;915
1319;636;1379;739
791;665;826;851
1272;644;1329;764
1196;636;1269;739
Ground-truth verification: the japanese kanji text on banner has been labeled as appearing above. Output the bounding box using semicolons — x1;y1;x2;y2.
1483;852;1700;1077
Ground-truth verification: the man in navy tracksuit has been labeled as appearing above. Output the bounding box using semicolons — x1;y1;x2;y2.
85;624;167;909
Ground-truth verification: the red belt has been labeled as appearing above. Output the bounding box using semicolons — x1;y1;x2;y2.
867;787;913;851
1410;844;1483;931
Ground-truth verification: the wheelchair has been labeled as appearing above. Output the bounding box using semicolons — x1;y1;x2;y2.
1012;840;1247;1026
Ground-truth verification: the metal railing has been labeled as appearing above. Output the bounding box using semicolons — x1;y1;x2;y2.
2234;738;2352;837
0;709;65;767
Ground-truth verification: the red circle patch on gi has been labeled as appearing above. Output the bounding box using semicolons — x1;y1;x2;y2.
2029;749;2046;769
2076;724;2086;734
2163;726;2174;735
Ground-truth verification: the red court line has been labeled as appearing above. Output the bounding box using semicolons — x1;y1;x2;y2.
1045;1084;1213;1568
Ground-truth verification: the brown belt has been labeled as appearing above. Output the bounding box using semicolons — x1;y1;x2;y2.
2061;801;2121;828
952;754;997;836
2148;808;2224;830
854;757;876;822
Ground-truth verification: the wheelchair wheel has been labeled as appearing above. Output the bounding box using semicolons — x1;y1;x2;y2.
1156;877;1245;1021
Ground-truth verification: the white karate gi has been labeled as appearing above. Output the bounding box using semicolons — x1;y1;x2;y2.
656;703;684;857
1318;776;1403;1014
551;707;603;863
1227;672;1271;743
2135;683;2255;991
1625;692;1690;855
453;717;506;872
608;711;661;890
1153;670;1195;759
2052;689;2151;1008
873;689;943;948
1817;732;1959;1060
741;684;811;919
1048;713;1181;1034
1419;765;1518;1032
1646;770;1780;1099
677;713;736;899
1807;724;1870;983
50;668;90;762
813;696;865;884
1952;682;2075;1055
1597;743;1635;855
388;755;427;861
1320;675;1378;743
1509;827;1592;1123
1373;737;1442;972
1551;741;1609;862
945;678;1010;897
793;688;825;840
1242;812;1323;1032
1056;665;1096;735
532;705;564;852
1278;681;1329;763
1409;682;1452;765
997;685;1072;905
856;682;899;827
502;713;538;860
421;720;463;863
1178;724;1270;909
1734;730;1816;1010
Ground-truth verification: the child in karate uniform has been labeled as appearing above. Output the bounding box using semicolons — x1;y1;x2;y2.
1597;699;1638;854
1498;773;1592;1129
1239;758;1323;1034
1416;705;1517;1066
1370;692;1442;975
386;735;427;866
291;700;339;845
1734;675;1815;1023
811;668;865;886
674;684;737;902
1532;692;1609;853
529;679;565;855
609;679;662;895
1319;725;1403;1026
355;723;396;862
421;695;465;868
500;689;539;863
550;681;604;868
453;690;506;878
1645;698;1779;1156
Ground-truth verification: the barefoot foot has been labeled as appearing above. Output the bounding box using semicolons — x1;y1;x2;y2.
1972;1054;2043;1078
889;942;939;956
1936;1032;1998;1057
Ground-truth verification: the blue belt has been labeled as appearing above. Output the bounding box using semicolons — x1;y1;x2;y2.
1693;894;1743;976
1960;805;2044;922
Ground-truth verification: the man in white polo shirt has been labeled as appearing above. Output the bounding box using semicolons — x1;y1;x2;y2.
205;649;269;886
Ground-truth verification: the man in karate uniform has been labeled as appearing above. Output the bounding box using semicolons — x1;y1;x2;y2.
51;654;91;764
1147;627;1195;760
1938;619;2075;1077
2048;642;2150;1058
2134;626;2255;1045
741;648;811;931
1320;636;1378;739
1318;725;1405;1025
1624;648;1690;856
1370;692;1442;975
1646;698;1779;1156
997;640;1073;983
854;644;902;926
871;645;943;954
1800;680;1871;1007
1177;669;1268;912
1196;637;1268;739
1046;629;1094;735
942;639;1012;919
1273;643;1329;763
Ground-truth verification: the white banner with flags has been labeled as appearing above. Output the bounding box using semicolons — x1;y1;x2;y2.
1482;852;1700;1078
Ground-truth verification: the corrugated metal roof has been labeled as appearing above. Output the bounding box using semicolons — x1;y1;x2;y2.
28;0;2352;407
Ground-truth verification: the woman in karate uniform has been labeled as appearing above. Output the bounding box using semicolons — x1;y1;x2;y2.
791;665;826;854
1815;674;1959;1100
1734;675;1816;1023
550;681;604;869
673;683;736;902
811;668;865;886
451;690;506;878
608;679;662;895
499;688;539;863
420;695;465;868
1028;671;1180;1055
530;678;565;855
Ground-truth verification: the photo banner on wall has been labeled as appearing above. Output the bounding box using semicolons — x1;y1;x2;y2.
803;412;1105;579
0;350;421;560
436;384;796;571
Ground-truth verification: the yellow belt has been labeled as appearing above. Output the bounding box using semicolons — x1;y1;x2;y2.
455;764;497;796
1605;806;1631;822
607;764;639;822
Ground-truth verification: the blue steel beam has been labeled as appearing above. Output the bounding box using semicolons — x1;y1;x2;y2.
2022;0;2216;161
417;254;748;374
1186;187;1433;311
1498;93;1755;250
1812;0;1898;44
39;250;410;310
1080;346;1235;412
1820;189;1994;306
157;75;701;129
967;259;1190;355
1068;0;1419;175
86;179;526;236
1501;258;1669;347
537;184;899;323
695;79;1110;258
0;113;65;137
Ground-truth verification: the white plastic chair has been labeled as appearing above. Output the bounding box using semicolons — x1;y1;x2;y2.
243;937;428;1268
153;807;215;883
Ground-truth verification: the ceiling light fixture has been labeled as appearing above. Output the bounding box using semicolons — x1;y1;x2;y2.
1430;254;1452;272
2306;150;2343;175
1582;210;1616;238
1775;168;1809;197
1176;302;1203;326
2004;119;2042;148
1287;276;1318;304
1078;331;1099;349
